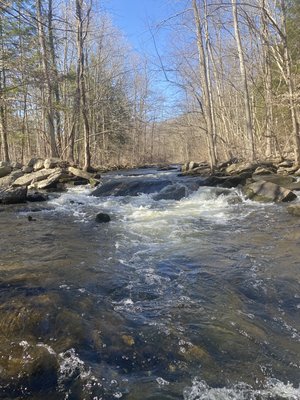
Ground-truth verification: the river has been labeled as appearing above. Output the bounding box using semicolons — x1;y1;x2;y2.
0;167;300;399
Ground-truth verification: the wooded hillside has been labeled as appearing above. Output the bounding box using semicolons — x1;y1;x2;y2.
0;0;299;168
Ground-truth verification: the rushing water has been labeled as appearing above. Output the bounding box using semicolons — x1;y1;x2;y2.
0;167;300;400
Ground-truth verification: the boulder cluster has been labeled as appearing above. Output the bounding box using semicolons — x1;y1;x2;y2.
181;159;300;215
0;158;101;205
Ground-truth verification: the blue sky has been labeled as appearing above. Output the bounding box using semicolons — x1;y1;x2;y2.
104;0;187;119
107;0;171;53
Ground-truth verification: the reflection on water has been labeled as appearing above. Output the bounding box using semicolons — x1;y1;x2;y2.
0;168;300;399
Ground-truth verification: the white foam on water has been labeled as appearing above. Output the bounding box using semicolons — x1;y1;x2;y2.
184;378;300;400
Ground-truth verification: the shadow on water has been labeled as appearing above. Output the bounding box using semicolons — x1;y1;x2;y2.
0;168;300;399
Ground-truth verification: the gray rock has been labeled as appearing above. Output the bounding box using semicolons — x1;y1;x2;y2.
0;186;27;204
33;158;45;171
251;174;295;187
0;171;23;187
253;166;274;175
27;191;48;202
0;165;12;178
278;160;293;168
205;172;252;188
95;212;111;223
287;204;300;217
225;162;257;175
44;158;61;169
277;165;299;175
22;166;33;173
27;157;40;167
30;169;65;190
92;179;172;197
0;161;10;167
13;169;56;187
68;166;94;181
243;180;297;203
11;161;23;170
153;184;186;201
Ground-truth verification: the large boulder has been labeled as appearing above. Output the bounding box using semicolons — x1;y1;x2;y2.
205;172;252;188
0;170;23;187
243;180;297;203
251;174;296;188
12;169;55;187
0;165;12;178
0;186;27;204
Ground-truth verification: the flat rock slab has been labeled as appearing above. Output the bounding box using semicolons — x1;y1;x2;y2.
68;166;94;181
244;180;297;203
13;169;60;187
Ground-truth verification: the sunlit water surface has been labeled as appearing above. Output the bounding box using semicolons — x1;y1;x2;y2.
0;168;300;399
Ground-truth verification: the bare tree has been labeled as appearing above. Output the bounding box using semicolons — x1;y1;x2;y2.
232;0;255;161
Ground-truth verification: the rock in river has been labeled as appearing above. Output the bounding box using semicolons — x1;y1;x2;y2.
0;186;27;204
243;180;297;203
95;212;111;223
92;179;172;197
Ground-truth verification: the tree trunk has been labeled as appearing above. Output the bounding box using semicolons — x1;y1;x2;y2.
279;0;300;164
192;0;217;169
0;12;9;162
36;0;58;157
75;0;91;171
232;0;255;161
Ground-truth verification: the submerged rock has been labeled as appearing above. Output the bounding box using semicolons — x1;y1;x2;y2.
153;184;187;201
243;180;297;203
95;212;111;223
92;179;172;197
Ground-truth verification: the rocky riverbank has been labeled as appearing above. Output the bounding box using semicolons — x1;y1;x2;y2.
0;158;101;205
180;159;300;215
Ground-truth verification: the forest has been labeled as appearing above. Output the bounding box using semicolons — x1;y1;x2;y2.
0;0;299;170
